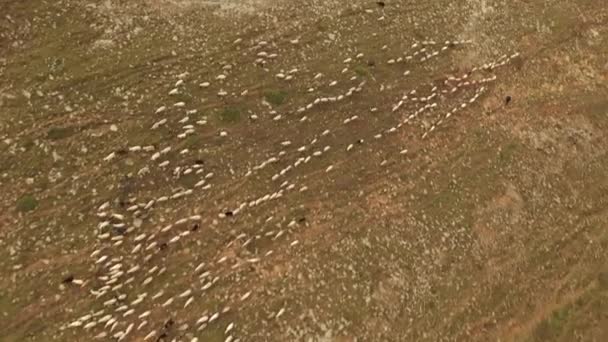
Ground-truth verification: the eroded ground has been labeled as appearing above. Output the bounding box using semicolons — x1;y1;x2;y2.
1;0;607;341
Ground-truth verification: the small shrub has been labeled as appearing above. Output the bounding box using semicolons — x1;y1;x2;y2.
16;195;38;212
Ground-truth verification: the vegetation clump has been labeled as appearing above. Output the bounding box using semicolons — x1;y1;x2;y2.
264;90;288;106
47;127;74;140
16;195;38;212
218;107;241;123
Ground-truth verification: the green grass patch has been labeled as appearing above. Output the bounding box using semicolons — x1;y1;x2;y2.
353;65;370;77
47;127;75;140
127;126;165;146
218;107;241;123
198;327;226;342
16;195;38;212
583;99;608;128
182;134;202;149
532;304;572;341
264;90;288;106
498;141;520;165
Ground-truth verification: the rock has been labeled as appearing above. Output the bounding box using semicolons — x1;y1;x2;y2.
589;28;599;38
92;39;115;50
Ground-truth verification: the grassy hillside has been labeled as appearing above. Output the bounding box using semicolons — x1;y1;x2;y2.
1;0;607;341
